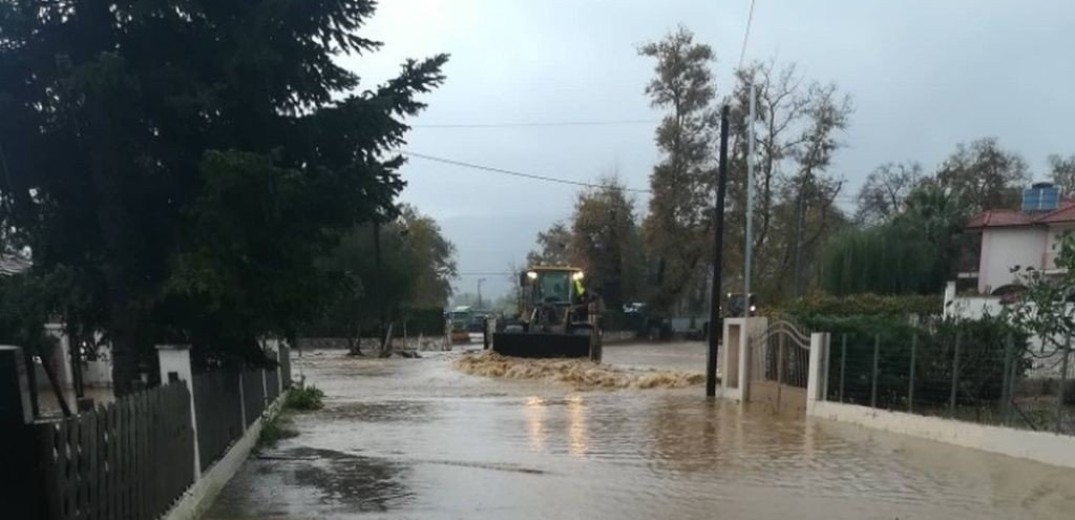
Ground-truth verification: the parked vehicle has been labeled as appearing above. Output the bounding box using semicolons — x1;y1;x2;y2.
448;306;473;343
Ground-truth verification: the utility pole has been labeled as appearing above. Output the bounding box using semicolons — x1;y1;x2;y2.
373;220;385;345
793;171;808;297
477;278;486;308
707;105;731;397
744;84;756;317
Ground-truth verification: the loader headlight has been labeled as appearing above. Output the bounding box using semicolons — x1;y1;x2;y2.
572;271;585;281
526;271;538;280
749;305;756;313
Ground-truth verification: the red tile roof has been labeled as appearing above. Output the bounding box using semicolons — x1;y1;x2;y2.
967;199;1075;229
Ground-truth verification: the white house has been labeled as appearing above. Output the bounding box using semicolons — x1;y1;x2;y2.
946;183;1074;378
959;182;1075;295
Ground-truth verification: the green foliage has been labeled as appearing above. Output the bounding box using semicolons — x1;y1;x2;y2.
526;222;574;267
822;181;967;297
638;26;718;313
0;1;447;392
569;178;644;311
402;308;447;336
285;385;325;411
258;413;298;448
801;313;1026;409
821;226;943;295
1005;233;1075;358
780;293;943;317
399;205;458;308
311;208;455;344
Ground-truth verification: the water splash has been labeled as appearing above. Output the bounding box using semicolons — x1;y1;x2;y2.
453;351;704;390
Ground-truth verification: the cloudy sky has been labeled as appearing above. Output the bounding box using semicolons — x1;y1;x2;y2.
343;0;1075;300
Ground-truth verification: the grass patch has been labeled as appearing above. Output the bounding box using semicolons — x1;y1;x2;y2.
257;384;325;448
285;384;326;411
258;413;299;448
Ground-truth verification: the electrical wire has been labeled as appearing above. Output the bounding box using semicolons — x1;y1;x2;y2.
411;119;658;129
400;151;652;193
738;0;759;70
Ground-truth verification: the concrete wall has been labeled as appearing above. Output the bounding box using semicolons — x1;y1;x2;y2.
978;227;1047;293
808;401;1075;469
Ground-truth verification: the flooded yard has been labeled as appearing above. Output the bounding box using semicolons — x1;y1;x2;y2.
206;344;1075;519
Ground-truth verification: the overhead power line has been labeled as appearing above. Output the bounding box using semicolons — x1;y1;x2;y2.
458;272;514;276
412;119;659;129
738;0;759;70
400;151;652;193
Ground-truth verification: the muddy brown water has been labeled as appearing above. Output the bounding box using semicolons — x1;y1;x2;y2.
205;344;1075;519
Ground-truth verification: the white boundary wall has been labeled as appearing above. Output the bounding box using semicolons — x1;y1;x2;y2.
799;323;1075;470
808;400;1075;469
726;315;1075;470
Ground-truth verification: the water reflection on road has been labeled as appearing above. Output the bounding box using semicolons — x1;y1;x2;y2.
206;346;1075;519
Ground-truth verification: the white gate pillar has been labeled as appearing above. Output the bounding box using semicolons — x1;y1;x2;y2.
806;332;830;413
157;344;201;478
721;317;768;401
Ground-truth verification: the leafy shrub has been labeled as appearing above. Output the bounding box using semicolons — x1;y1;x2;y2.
285;385;325;411
802;313;1026;409
776;293;943;318
258;414;298;447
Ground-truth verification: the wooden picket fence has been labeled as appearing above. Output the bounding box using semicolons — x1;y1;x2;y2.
240;369;267;428
35;384;196;520
192;370;244;469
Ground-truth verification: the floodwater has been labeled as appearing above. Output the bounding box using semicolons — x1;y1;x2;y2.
206;344;1075;520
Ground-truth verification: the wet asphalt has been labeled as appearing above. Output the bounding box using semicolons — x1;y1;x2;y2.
204;343;1075;520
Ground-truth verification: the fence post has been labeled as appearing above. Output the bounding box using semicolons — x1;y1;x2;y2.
839;333;847;403
482;317;490;350
280;343;292;389
949;331;962;418
1001;331;1013;426
1057;335;1071;434
156;344;200;479
871;334;880;409
44;321;74;389
0;346;41;519
807;333;829;411
237;371;247;429
908;332;917;413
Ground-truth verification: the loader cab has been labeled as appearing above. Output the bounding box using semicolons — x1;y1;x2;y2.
516;266;586;328
520;267;584;305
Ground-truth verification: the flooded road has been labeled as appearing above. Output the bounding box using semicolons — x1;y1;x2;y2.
206;344;1075;519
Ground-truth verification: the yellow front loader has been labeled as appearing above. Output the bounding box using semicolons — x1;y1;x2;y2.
492;266;601;360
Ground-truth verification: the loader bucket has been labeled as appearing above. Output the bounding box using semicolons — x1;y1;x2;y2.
492;332;592;358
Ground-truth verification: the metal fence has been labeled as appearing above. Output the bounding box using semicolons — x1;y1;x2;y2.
35;383;196;520
192;370;244;468
828;330;1075;434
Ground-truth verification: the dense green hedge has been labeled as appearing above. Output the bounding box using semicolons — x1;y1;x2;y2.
775;293;943;318
796;313;1026;410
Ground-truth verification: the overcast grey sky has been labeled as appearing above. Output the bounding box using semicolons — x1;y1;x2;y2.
344;0;1075;300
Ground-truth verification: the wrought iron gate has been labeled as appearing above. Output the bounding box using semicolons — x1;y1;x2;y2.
748;320;812;415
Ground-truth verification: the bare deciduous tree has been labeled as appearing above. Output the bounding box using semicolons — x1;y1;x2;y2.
855;162;924;225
